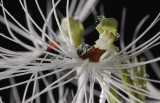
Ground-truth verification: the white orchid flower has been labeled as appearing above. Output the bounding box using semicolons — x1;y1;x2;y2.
0;0;160;103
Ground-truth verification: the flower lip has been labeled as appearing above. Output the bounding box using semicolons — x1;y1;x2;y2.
77;45;106;62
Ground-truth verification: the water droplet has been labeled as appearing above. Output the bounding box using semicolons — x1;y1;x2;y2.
95;15;105;25
77;43;92;56
115;33;120;41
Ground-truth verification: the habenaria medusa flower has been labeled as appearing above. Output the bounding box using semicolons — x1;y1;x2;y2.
0;0;160;103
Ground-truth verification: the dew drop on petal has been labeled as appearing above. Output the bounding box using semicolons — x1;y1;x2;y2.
77;43;92;56
115;33;120;41
95;15;105;25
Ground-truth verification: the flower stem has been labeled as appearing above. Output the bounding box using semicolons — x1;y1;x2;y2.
131;57;146;102
118;68;139;103
108;87;121;103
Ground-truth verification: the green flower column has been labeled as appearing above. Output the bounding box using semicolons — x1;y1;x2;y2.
95;17;146;103
95;17;121;103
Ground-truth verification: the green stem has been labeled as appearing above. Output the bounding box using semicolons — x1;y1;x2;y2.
118;68;139;103
108;87;121;103
131;57;146;102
